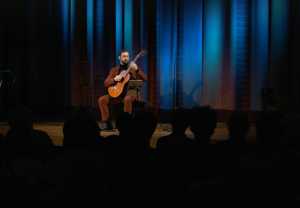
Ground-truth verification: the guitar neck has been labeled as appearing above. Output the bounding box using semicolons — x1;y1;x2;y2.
123;51;144;75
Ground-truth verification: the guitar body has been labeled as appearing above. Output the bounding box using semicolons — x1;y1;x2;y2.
108;74;130;98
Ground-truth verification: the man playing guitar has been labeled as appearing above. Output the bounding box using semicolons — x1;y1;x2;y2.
97;49;147;130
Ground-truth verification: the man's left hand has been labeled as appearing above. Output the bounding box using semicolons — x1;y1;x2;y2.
130;62;138;71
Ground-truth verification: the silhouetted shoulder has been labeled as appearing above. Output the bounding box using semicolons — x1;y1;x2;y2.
31;129;53;146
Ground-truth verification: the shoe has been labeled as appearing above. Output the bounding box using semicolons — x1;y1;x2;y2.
99;121;114;131
106;121;114;130
99;122;107;130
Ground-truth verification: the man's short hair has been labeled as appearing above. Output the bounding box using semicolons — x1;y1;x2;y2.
119;49;129;56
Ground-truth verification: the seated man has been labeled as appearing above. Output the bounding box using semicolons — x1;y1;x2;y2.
97;50;147;130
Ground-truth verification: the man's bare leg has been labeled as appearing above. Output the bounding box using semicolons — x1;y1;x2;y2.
98;95;111;129
124;95;136;114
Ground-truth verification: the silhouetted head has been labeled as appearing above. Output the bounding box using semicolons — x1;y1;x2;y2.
5;106;53;148
0;133;4;144
133;110;158;142
8;106;33;131
227;111;250;144
63;107;101;146
116;112;134;138
114;109;158;149
256;111;283;145
170;108;189;135
283;114;300;146
190;106;217;144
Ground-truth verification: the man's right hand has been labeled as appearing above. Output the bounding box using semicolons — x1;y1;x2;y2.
113;75;122;82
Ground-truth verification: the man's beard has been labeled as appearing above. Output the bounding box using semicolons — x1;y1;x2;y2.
120;61;129;70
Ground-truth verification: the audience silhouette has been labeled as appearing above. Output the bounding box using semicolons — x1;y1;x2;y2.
190;106;217;145
156;108;192;149
4;106;53;150
226;111;250;145
63;107;103;147
0;104;294;202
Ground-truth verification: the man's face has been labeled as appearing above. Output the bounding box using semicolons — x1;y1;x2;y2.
120;52;129;65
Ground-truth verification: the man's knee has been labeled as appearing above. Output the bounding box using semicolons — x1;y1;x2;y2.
98;95;109;105
124;96;133;104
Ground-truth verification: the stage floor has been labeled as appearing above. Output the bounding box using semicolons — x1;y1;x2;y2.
0;122;256;148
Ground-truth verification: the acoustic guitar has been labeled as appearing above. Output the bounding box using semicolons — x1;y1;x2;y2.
108;50;146;98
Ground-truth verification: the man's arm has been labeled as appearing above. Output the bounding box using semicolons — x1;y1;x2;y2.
104;68;117;88
129;62;147;81
136;68;147;81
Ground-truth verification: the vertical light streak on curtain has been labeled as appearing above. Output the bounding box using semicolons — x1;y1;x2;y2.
172;0;179;108
87;0;94;103
94;0;104;94
269;0;289;97
181;0;203;108
202;0;224;109
270;0;289;63
70;0;78;104
61;0;70;105
231;0;250;110
115;0;123;61
124;0;133;55
156;0;178;109
140;0;148;100
250;0;269;110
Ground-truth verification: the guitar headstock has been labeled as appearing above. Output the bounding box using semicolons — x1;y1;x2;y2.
133;49;147;62
139;49;147;56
